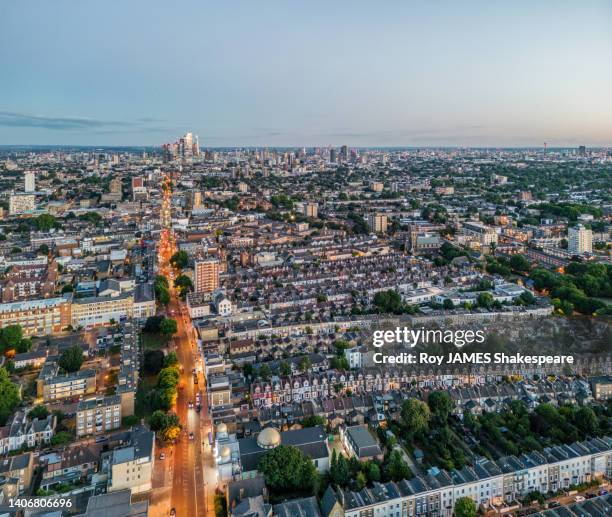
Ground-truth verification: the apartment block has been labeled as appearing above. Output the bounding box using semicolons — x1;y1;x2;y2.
37;363;97;402
76;395;122;437
0;296;72;336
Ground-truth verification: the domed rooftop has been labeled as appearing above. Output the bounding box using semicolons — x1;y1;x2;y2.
220;446;231;458
257;427;281;449
217;423;228;434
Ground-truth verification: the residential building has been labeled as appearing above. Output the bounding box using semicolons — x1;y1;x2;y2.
368;213;388;234
76;395;122;437
194;258;220;293
24;170;36;192
568;223;593;254
340;425;384;462
9;193;35;214
103;428;155;495
71;293;134;328
0;296;72;336
37;363;97;402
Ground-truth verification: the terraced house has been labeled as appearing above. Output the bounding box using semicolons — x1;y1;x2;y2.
337;437;612;517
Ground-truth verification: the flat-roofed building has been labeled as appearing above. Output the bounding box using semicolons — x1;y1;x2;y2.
71;293;133;328
194;257;220;293
37;363;97;402
9;193;35;215
0;296;72;336
340;425;383;462
76;395;122;437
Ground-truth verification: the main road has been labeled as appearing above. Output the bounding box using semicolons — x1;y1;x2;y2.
150;178;216;517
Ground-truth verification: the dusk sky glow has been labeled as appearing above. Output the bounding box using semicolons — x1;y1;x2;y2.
1;0;612;147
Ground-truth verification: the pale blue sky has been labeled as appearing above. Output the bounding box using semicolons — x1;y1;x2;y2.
1;0;611;146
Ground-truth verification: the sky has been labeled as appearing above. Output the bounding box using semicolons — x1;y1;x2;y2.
1;0;612;147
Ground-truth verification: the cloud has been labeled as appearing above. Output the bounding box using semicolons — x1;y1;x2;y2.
0;111;136;130
0;111;176;135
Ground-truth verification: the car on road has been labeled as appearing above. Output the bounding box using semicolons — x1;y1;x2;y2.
159;452;165;460
188;401;193;409
548;501;560;508
574;495;585;502
189;432;194;440
170;509;176;517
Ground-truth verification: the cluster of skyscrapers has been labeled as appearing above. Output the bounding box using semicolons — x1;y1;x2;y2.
162;132;201;161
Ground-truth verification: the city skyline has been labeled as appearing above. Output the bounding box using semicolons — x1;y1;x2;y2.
2;0;612;147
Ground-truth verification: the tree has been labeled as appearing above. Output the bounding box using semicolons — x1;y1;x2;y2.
149;410;180;440
400;399;430;437
258;364;271;381
386;449;412;481
160;424;181;442
170;250;189;270
279;361;291;377
144;350;165;374
160;318;178;336
454;496;477;517
443;298;455;310
355;471;367;489
59;345;84;373
0;325;28;354
517;291;536;306
373;289;403;313
163;351;179;368
154;275;170;306
38;244;50;256
299;356;312;373
149;410;169;431
301;415;325;428
427;391;454;423
157;288;170;306
575;406;599;436
330;449;350;487
143;315;164;333
476;292;494;309
51;431;73;446
0;367;20;425
365;461;381;482
35;214;57;232
28;405;49;420
174;274;193;299
257;445;319;497
510;254;531;273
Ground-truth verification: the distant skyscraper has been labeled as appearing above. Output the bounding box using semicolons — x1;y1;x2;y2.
330;148;337;164
578;145;587;156
340;145;349;162
180;133;193;159
24;171;35;192
568;224;592;255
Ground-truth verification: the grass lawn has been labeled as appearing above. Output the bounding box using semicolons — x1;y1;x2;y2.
141;332;169;350
135;375;157;418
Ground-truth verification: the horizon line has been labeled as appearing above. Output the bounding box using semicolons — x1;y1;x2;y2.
0;144;610;150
